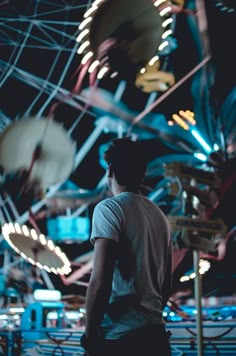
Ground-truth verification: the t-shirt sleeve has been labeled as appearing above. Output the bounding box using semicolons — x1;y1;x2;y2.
90;198;124;244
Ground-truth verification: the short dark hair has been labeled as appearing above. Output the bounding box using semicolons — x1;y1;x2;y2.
104;138;148;188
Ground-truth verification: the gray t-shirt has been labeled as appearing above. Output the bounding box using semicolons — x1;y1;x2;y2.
90;192;172;339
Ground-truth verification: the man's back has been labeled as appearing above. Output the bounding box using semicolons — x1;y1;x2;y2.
83;138;172;355
91;191;172;336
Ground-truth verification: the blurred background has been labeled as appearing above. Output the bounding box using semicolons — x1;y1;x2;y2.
0;0;235;309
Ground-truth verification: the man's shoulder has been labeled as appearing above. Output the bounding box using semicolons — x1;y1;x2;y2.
95;196;121;211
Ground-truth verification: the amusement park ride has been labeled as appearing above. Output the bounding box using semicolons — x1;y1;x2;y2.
0;0;235;354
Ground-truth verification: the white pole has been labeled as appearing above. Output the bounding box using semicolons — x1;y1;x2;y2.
193;249;203;356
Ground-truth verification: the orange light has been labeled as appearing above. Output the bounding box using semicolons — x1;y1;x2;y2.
172;114;189;130
179;110;196;125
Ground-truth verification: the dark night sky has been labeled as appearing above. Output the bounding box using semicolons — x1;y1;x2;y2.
0;0;235;298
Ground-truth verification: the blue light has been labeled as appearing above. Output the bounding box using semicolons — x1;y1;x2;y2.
193;152;207;161
47;216;90;242
191;129;212;153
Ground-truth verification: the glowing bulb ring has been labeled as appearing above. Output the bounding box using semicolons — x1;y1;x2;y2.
2;223;71;275
76;0;173;80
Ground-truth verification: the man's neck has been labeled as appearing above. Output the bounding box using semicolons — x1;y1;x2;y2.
113;185;140;196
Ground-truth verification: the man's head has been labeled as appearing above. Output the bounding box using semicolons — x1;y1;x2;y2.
104;137;148;192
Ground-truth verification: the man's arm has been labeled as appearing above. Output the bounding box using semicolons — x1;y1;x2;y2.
162;244;173;307
85;238;117;339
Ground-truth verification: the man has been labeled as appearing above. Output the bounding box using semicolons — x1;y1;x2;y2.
81;137;172;355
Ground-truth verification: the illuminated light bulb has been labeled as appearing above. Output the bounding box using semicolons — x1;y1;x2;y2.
84;5;98;18
60;252;66;260
28;257;35;265
140;67;146;74
193;152;207;162
51;268;58;275
60;253;69;264
11;243;19;253
161;29;172;39
9;223;15;233
97;66;109;79
179;110;196;125
81;51;93;64
39;234;46;245
63;258;71;267
154;0;167;7
162;18;173;28
20;252;27;260
22;225;29;236
57;268;63;275
148;55;159;66
186;110;194;117
172;114;189;130
4;222;13;234
77;40;90;54
159;6;172;17
192;196;199;208
199;259;210;270
79;17;92;30
14;223;21;234
213;143;220;151
54;246;59;255
180;275;189;282
190;272;196;279
202;262;210;273
1;224;9;235
43;265;51;273
55;247;62;256
158;40;168;51
62;265;72;275
168;120;174;126
61;266;67;274
31;229;38;240
88;59;100;73
47;240;55;251
63;265;71;273
76;28;89;43
36;262;43;269
110;71;118;78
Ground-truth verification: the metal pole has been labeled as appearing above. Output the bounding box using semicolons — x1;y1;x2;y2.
193;249;203;356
